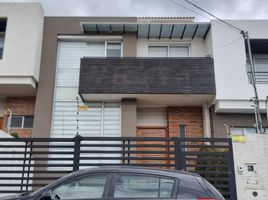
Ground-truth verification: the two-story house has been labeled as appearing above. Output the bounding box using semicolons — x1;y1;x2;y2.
0;3;44;137
32;16;216;141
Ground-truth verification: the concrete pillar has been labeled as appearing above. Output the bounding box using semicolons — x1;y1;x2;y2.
202;103;211;137
121;98;137;137
123;33;137;57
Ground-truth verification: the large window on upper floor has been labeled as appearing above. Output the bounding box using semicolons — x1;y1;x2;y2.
0;19;7;59
148;45;189;57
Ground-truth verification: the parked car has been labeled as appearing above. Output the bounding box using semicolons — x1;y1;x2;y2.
0;166;224;200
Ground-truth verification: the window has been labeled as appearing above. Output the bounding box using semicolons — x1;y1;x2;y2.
0;19;7;59
113;174;174;198
148;45;189;57
9;115;34;129
148;46;168;57
106;42;122;57
247;56;268;83
230;127;268;135
51;174;108;200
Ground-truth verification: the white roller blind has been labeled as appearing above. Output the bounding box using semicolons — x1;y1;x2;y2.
169;46;189;57
49;41;121;170
148;46;168;57
52;41;121;138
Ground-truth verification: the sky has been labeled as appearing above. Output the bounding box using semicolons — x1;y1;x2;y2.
0;0;267;21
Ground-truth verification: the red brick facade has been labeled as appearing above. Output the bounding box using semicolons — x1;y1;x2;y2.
167;106;204;138
1;97;36;138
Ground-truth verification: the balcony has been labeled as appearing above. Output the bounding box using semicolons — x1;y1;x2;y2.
79;57;216;105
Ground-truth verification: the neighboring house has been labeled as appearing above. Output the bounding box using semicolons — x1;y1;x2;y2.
0;3;44;137
209;20;268;200
32;16;216;140
210;20;268;136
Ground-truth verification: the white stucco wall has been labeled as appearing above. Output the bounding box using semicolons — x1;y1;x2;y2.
0;3;44;82
233;134;268;200
211;20;268;111
137;37;208;57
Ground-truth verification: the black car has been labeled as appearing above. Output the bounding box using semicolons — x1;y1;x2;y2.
0;166;224;200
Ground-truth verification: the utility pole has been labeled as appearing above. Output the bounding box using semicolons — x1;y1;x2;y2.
242;31;264;133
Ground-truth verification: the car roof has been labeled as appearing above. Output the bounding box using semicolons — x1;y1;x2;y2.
69;166;199;181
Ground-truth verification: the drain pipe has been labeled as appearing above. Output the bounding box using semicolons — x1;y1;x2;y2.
7;108;12;134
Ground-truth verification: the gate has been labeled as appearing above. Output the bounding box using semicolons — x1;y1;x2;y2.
0;136;237;200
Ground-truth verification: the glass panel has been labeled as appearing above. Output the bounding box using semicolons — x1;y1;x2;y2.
51;174;108;200
24;116;34;128
254;57;268;72
114;174;159;198
10;116;23;128
169;46;189;57
160;178;174;198
148;46;168;57
0;34;4;59
244;128;257;134
106;42;121;57
230;128;244;135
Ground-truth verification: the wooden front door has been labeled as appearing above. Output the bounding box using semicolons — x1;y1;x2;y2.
137;127;169;168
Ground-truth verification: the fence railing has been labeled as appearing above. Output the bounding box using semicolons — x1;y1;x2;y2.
0;136;237;200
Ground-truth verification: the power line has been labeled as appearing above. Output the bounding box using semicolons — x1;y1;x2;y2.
168;0;242;35
183;0;243;33
215;35;243;47
168;0;210;21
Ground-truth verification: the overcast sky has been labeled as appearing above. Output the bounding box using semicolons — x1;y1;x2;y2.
0;0;266;21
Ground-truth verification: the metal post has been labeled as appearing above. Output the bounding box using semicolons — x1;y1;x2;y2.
228;139;238;200
244;31;264;133
73;135;82;171
174;138;186;170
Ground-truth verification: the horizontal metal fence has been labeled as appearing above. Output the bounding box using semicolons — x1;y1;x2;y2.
0;136;237;200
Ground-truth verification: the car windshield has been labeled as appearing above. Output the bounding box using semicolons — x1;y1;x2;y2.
28;172;76;197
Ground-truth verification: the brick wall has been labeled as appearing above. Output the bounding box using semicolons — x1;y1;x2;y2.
167;106;204;137
1;97;36;138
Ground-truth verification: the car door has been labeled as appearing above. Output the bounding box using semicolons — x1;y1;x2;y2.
46;173;111;200
108;173;178;200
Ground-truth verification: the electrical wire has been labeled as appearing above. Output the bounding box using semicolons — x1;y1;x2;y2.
168;0;211;21
183;0;243;33
168;0;243;35
215;35;243;47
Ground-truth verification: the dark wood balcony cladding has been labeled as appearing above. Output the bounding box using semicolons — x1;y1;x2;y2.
79;57;216;95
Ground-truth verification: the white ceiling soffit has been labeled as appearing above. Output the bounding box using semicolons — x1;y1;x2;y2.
82;23;210;39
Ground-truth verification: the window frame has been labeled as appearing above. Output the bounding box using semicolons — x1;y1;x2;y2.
105;41;123;58
247;54;268;84
148;43;191;58
0;31;5;60
46;173;112;200
8;115;34;129
253;55;268;72
230;127;268;135
108;173;178;200
0;18;7;60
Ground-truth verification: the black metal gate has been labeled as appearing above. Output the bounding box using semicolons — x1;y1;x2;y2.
0;136;237;200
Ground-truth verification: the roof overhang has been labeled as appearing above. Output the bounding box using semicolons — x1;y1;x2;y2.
0;77;36;96
81;22;211;39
